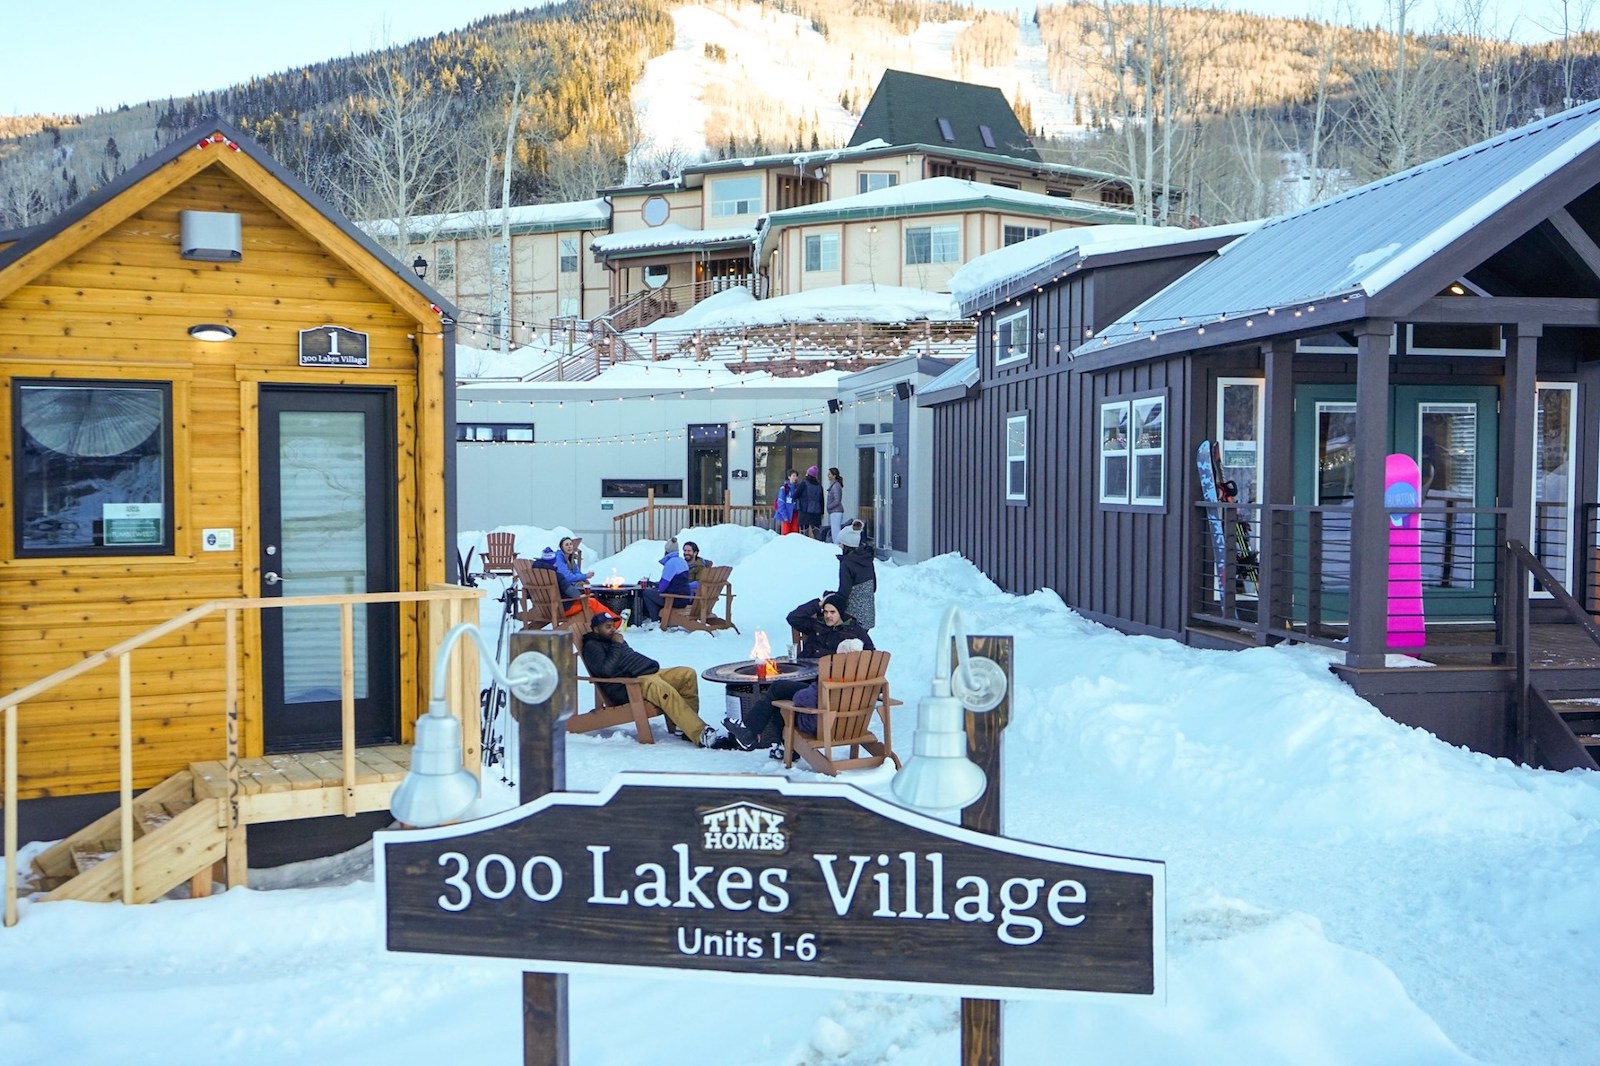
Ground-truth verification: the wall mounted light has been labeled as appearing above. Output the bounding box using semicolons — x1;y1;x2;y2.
187;324;236;342
413;254;429;280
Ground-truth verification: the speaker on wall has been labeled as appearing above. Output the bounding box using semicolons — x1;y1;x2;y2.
893;381;914;401
827;398;843;413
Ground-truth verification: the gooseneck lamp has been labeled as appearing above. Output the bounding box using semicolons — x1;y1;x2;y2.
890;606;1008;815
390;623;559;828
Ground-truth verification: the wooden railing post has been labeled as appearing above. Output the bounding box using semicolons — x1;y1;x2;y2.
118;653;134;905
4;704;17;927
646;487;656;541
224;607;246;888
340;602;357;817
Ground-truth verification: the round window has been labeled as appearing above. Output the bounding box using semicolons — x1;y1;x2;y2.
642;196;670;226
642;265;670;289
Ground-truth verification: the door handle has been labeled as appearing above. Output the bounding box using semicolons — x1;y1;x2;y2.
263;571;282;586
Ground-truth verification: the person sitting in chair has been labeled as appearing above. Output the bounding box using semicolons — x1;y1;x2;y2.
580;610;717;747
787;593;873;660
682;540;712;583
719;638;866;755
639;539;695;625
555;536;594;599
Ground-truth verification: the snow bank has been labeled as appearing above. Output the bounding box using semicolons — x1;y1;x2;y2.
638;284;959;333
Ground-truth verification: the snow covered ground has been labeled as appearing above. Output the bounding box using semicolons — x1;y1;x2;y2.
4;529;1599;1064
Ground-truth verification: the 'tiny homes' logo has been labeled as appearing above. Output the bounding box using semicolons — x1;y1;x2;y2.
699;801;788;853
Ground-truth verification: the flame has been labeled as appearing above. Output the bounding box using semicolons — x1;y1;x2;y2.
606;568;623;589
750;630;775;677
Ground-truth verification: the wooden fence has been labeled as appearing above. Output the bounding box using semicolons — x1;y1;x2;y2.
612;489;765;551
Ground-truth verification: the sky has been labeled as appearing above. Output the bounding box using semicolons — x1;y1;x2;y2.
0;0;1548;119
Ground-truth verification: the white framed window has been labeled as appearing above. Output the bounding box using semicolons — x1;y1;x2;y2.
1002;224;1046;246
1216;378;1263;508
905;223;960;265
1006;414;1028;501
711;176;762;218
1099;402;1130;504
994;307;1031;367
559;236;578;273
803;232;839;272
1536;381;1577;596
857;172;898;194
1132;396;1166;505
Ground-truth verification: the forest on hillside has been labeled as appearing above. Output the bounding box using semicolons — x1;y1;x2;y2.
4;0;1600;235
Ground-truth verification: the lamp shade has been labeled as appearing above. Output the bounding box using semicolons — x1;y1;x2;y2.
390;703;479;827
889;690;987;814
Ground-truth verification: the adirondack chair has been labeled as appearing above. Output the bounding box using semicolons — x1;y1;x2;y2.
512;560;592;638
567;674;664;744
479;531;518;580
659;565;738;633
774;649;902;776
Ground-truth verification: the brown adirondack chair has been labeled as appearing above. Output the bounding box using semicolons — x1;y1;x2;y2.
512;560;592;638
774;649;902;776
659;565;738;633
479;531;518;579
567;675;663;744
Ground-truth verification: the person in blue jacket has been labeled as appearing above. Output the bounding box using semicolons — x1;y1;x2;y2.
774;470;799;534
554;535;592;600
638;538;696;624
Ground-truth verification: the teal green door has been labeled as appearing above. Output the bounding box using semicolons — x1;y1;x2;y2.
1292;384;1499;626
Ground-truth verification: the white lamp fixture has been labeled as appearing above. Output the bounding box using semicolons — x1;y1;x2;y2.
390;623;560;828
890;606;1008;815
187;323;236;342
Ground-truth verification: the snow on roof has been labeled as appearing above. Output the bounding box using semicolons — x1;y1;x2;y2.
1087;99;1600;353
949;221;1258;310
591;223;757;256
638;284;959;333
363;199;609;240
763;176;1131;225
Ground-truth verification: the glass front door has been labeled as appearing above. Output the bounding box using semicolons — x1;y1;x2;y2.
259;386;399;752
1293;384;1498;625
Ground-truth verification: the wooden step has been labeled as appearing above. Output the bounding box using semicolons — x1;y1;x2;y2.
31;770;198;889
41;796;226;904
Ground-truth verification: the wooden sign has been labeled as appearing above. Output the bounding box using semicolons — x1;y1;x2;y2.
377;773;1164;1001
298;324;369;367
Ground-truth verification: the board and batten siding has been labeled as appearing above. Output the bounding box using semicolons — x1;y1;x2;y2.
933;272;1196;638
0;159;446;800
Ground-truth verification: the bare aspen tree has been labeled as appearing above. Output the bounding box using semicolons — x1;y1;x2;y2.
1455;0;1528;140
1535;0;1597;108
344;63;469;261
1343;0;1463;179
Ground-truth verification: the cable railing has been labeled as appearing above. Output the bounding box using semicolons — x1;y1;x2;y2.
1;585;483;927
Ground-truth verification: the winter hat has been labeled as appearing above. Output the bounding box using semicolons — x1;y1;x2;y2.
806;465;819;478
823;592;850;616
591;609;622;626
836;527;861;549
539;546;557;561
836;638;865;655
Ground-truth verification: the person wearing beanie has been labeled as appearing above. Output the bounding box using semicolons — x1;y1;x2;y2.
835;520;876;630
796;465;825;538
785;592;873;660
580;610;718;747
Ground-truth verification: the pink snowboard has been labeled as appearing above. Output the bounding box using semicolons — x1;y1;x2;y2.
1385;453;1425;649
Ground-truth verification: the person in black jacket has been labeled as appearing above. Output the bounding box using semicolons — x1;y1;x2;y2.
579;611;716;746
835;522;876;630
796;465;825;538
786;593;874;659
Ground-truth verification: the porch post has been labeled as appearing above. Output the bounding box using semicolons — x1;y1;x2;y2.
1258;340;1295;640
1347;321;1393;669
1499;324;1540;666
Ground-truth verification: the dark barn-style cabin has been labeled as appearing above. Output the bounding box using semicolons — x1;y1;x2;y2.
0;121;473;914
926;101;1600;771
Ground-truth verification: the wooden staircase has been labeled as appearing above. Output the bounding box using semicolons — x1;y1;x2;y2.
1530;688;1600;771
30;770;226;903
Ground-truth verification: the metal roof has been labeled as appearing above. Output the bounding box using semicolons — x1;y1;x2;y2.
849;69;1041;163
1086;99;1600;354
916;353;979;405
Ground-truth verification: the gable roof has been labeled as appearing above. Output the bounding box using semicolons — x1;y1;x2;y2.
1084;99;1600;355
0;118;454;317
850;70;1041;163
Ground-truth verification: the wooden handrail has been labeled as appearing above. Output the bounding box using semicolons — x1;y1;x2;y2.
2;585;482;926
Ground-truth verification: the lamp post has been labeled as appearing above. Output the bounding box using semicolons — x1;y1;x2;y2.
412;254;429;280
390;623;558;828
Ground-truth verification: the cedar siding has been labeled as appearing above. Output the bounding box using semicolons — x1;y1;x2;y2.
0;126;454;800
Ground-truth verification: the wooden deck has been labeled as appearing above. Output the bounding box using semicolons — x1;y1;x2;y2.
190;746;414;826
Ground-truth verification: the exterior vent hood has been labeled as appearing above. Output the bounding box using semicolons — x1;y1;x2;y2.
179;211;242;261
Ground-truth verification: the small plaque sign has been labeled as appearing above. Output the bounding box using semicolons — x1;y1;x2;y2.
102;502;163;546
299;325;370;367
378;774;1164;1001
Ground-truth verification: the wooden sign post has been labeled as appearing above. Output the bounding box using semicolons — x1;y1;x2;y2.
962;634;1011;1066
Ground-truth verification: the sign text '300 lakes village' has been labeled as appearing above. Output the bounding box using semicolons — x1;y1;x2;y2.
378;775;1166;1000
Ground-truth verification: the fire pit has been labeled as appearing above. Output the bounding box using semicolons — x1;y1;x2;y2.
700;657;819;722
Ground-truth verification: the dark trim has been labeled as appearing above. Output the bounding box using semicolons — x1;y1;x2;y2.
1400;296;1600;324
1078;294;1371;367
0;118;456;318
443;325;459;582
918;382;979;407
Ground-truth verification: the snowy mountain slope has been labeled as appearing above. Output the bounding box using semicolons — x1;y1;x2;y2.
630;1;1087;164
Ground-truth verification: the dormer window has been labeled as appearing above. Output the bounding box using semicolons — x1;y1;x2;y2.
979;125;997;149
937;117;956;142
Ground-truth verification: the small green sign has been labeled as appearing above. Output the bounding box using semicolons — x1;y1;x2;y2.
103;503;163;545
601;501;615;511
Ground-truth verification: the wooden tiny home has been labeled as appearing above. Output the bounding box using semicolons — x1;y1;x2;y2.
927;102;1600;770
0;121;468;896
